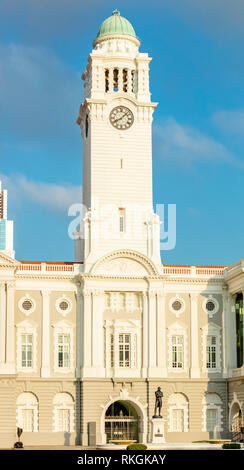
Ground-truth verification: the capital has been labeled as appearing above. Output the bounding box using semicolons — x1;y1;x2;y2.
41;289;51;299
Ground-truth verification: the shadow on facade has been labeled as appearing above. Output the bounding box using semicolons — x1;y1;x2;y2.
202;281;230;440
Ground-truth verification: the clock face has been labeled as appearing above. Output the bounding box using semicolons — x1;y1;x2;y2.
109;106;134;130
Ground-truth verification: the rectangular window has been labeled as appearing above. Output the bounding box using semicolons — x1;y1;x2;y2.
58;334;70;368
206;336;217;369
21;409;34;432
119;208;125;233
21;334;33;368
57;409;70;432
206;409;217;432
119;334;131;367
172;409;184;432
172;336;184;368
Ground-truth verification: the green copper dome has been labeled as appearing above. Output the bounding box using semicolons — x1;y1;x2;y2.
97;10;136;39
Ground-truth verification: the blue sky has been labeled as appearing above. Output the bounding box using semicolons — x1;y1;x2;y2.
0;0;244;265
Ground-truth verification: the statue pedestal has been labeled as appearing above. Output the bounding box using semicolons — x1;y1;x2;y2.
150;417;166;444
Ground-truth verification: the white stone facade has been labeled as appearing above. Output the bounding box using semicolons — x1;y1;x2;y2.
0;11;244;447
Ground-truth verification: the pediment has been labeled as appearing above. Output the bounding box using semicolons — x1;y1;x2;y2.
202;321;222;332
0;252;20;269
51;319;74;329
92;250;158;276
168;320;188;331
16;318;38;328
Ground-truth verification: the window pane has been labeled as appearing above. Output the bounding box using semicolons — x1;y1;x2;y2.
118;334;131;367
58;335;70;368
206;336;216;368
21;334;33;368
172;336;184;368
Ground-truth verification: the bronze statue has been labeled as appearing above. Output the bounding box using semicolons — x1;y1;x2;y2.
153;387;163;418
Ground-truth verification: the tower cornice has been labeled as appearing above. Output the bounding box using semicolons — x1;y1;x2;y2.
93;34;140;50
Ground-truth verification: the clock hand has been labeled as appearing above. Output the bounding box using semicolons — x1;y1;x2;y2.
113;111;130;124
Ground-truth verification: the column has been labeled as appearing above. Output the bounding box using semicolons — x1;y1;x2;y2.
157;290;167;377
228;294;237;370
82;288;92;376
76;288;83;378
5;281;15;373
108;68;113;92
222;286;230;377
118;68;123;92
142;291;148;377
41;289;51;377
91;288;105;376
127;69;132;93
189;293;200;378
0;282;6;365
242;289;244;371
148;290;157;376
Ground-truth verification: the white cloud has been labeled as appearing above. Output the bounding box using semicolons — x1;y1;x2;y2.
212;109;244;136
153;117;239;167
0;173;82;213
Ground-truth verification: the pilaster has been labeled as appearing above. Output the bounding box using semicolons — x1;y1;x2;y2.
81;288;92;376
91;288;105;376
41;289;51;377
157;290;167;377
4;281;15;373
76;288;83;378
242;289;244;371
228;294;237;370
189;292;200;378
0;282;6;365
141;291;148;376
222;286;231;377
148;290;157;376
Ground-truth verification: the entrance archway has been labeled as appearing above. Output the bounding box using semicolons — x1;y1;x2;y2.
104;400;139;443
230;402;242;441
230;403;242;432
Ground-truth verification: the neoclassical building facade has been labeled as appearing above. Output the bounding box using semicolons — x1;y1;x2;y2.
0;11;244;447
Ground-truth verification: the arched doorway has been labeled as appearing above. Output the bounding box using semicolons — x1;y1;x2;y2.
230;402;242;441
105;400;139;443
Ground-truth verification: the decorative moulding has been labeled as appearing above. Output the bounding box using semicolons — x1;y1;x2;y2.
169;295;185;317
56;295;72;316
18;294;36;316
202;295;219;318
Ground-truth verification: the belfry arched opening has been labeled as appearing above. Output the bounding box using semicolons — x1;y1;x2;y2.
105;401;139;443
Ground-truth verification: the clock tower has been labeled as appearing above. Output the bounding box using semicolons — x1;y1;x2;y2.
76;10;161;271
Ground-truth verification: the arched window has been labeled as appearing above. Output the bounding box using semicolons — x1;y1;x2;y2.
113;69;119;91
168;393;189;432
105;69;109;92
17;392;38;432
123;69;128;92
53;392;75;433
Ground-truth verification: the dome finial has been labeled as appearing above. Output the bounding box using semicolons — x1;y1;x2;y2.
112;9;120;16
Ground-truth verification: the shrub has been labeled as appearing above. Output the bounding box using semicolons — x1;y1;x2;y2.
127;443;147;450
222;443;241;449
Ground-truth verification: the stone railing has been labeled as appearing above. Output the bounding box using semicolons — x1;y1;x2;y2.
17;262;81;275
17;262;227;278
162;265;226;278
